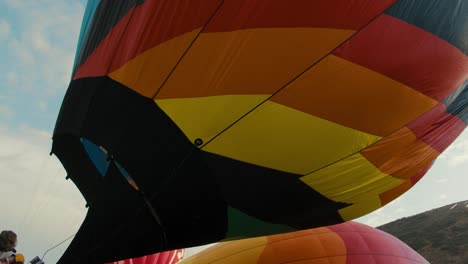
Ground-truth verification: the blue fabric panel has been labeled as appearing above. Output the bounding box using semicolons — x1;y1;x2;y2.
443;80;468;125
386;0;468;54
81;137;110;176
73;0;101;73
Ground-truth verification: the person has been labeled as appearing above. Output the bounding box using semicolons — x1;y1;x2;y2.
0;231;24;264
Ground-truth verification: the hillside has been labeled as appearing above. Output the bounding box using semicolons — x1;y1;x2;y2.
378;200;468;264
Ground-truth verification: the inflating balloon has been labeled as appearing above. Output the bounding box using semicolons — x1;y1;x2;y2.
52;0;467;263
180;222;430;264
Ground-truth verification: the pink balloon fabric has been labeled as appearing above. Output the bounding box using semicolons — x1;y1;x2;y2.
108;249;184;264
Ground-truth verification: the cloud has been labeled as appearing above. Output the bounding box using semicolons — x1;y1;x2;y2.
438;132;468;167
0;104;15;119
0;18;10;40
395;207;406;213
439;194;447;200
435;178;448;183
4;71;18;85
355;197;409;227
0;2;87;232
8;38;36;65
38;100;47;111
0;126;86;262
3;0;23;9
448;147;468;167
446;139;468;167
358;213;391;227
2;1;84;95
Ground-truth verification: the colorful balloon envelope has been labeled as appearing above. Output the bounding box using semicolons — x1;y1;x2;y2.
52;0;467;263
107;249;184;264
180;222;430;264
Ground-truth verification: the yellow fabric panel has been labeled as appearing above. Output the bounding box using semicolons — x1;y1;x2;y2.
109;29;200;98
300;153;404;221
180;237;267;264
156;95;269;144
203;101;381;174
156;28;354;99
338;196;383;221
271;55;438;137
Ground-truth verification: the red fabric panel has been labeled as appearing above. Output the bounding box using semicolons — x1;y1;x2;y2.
205;0;396;32
74;0;221;79
74;0;399;80
74;6;136;79
410;164;432;185
334;14;468;101
406;103;467;152
328;222;427;264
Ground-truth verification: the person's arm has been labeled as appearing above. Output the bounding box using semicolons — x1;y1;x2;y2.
0;255;15;264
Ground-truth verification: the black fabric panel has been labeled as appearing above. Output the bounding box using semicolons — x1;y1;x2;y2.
153;150;228;250
385;0;468;54
78;78;228;248
201;152;350;229
78;77;194;195
443;80;468;124
54;77;227;263
52;136;102;204
58;163;163;264
53;78;98;136
74;0;146;71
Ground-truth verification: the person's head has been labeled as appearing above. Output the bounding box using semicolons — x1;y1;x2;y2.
0;230;17;251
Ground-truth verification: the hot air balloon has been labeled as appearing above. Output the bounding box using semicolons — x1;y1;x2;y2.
52;0;468;263
180;221;430;264
108;249;184;264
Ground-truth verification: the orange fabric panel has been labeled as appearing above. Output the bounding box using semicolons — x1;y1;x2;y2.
74;0;222;80
109;30;201;98
271;55;437;137
183;237;267;263
266;227;330;243
156;28;354;99
361;127;440;179
379;179;413;205
258;228;346;264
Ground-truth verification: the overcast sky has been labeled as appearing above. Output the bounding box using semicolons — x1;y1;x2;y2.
1;1;467;263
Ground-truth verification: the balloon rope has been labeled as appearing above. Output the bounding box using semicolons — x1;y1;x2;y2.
41;233;76;262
